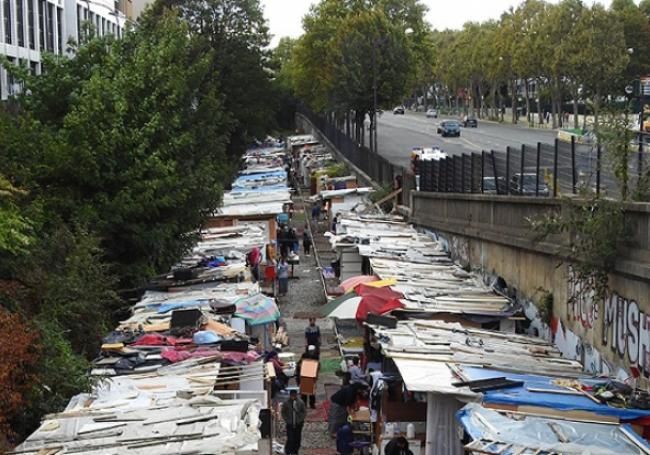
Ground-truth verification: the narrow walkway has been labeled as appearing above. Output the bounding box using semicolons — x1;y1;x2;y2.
274;189;340;454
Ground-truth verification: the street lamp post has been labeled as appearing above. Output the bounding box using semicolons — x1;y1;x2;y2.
372;39;378;154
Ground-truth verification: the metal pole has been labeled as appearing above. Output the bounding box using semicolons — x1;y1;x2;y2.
461;154;466;193
596;143;602;196
536;142;541;196
638;139;644;181
491;150;499;194
505;146;511;195
520;144;525;192
372;40;378;154
553;138;559;198
470;153;475;193
571;135;577;194
481;151;485;193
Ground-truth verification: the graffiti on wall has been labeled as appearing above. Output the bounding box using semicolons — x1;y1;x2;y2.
567;266;599;329
603;292;650;378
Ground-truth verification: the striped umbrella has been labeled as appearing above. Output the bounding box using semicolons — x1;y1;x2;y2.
234;293;280;326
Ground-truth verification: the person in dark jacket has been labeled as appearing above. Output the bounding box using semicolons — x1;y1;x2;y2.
302;226;312;256
281;390;306;455
328;383;366;436
385;437;414;455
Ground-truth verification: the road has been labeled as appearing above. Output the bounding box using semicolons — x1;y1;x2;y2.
373;112;560;168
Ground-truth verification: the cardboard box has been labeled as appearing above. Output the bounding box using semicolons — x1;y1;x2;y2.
299;359;319;396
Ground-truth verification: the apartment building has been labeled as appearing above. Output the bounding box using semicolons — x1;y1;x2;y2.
0;0;128;99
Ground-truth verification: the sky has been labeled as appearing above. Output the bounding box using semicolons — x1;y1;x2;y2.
261;0;617;47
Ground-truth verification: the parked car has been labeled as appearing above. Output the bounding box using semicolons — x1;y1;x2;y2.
509;173;550;196
482;176;505;194
426;109;438;118
463;116;478;127
393;106;405;115
437;120;461;137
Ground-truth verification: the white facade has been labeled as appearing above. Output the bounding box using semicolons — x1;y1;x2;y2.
0;0;126;99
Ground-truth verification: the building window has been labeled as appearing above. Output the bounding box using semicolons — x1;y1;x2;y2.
4;0;12;45
27;0;34;49
46;3;53;51
6;57;15;96
38;0;44;51
56;6;61;53
17;0;24;47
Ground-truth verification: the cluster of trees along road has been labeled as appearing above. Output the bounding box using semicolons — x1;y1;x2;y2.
275;0;650;143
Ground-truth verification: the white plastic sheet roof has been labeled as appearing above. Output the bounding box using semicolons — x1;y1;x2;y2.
13;395;262;455
391;358;476;398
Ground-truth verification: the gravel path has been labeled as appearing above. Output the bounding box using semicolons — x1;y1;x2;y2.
273;188;343;454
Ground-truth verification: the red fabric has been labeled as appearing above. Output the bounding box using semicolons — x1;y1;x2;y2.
133;334;179;346
354;283;402;299
161;347;221;363
264;264;276;280
355;297;404;321
353;284;404;321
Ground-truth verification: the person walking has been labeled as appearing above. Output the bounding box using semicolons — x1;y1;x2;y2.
302;227;312;256
281;390;306;455
296;345;320;408
245;246;261;282
277;257;290;297
304;317;321;354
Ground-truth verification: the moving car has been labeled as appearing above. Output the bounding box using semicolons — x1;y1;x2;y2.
393;106;405;115
426;109;438;118
437;120;461;137
509;173;550;196
463;116;478;127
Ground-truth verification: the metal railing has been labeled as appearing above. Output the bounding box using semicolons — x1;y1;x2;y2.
298;106;406;188
417;136;650;199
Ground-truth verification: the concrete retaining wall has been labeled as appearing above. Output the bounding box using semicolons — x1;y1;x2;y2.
412;191;650;381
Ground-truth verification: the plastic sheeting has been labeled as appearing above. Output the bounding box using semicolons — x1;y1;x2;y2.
457;403;650;454
462;366;650;421
426;393;465;455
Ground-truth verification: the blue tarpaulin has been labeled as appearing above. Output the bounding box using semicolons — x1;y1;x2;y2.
461;366;650;421
457;403;650;454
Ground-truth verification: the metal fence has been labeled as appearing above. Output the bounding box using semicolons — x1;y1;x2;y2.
298;105;650;201
298;106;405;187
418;137;650;199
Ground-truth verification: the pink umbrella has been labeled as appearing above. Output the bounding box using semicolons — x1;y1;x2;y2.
340;275;378;292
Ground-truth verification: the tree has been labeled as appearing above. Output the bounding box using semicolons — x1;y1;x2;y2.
0;176;32;255
0;310;39;448
610;1;650;81
154;0;275;156
1;13;233;286
573;5;629;129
